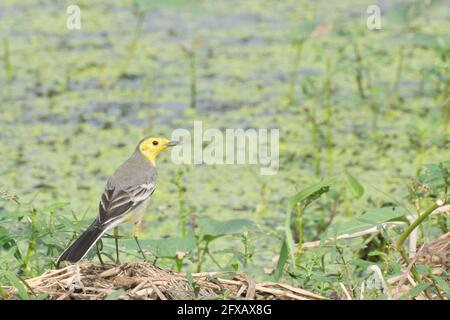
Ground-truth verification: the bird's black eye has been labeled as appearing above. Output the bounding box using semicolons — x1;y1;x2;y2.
152;140;158;146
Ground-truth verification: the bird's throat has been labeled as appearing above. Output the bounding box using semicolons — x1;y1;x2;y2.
141;151;157;166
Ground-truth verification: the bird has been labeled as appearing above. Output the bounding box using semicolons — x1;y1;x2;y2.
57;136;178;265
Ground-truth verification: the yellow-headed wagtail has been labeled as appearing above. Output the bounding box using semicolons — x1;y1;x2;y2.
57;136;178;265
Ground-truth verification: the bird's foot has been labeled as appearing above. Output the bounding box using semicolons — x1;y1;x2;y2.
66;263;85;292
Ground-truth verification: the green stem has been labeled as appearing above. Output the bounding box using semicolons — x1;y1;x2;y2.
370;100;379;146
48;210;55;234
143;71;155;132
352;39;366;99
96;240;104;265
242;233;250;268
175;257;183;272
295;203;303;265
286;39;304;105
4;38;13;82
176;169;187;237
207;250;223;270
393;46;404;98
189;51;197;109
307;104;321;176
112;11;146;85
21;208;37;275
196;241;210;272
336;245;354;298
396;201;442;250
323;59;333;174
442;88;449;133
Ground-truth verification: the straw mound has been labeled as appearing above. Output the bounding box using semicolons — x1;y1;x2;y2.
387;232;450;299
417;232;449;273
14;262;325;300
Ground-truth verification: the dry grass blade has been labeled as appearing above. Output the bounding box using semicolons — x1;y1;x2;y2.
242;275;256;299
339;282;352;300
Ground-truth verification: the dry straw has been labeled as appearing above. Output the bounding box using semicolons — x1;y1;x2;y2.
5;262;325;300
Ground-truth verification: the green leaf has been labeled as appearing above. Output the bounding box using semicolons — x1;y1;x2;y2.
197;218;255;240
137;234;196;258
186;271;200;298
405;283;430;299
0;226;13;248
284;179;333;262
273;238;289;282
288;178;333;212
344;170;364;198
1;271;30;300
34;293;48;300
105;289;125;300
367;250;387;258
44;202;70;211
350;258;374;269
0;227;23;260
431;275;450;299
186;271;195;287
417;161;449;198
327;207;408;237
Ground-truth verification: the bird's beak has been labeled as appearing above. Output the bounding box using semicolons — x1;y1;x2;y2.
165;140;179;147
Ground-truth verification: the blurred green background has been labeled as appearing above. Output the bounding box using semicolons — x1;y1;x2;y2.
0;0;448;298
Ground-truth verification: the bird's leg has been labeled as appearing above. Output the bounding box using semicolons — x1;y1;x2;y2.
134;236;147;261
133;222;147;262
114;227;120;265
66;263;85;292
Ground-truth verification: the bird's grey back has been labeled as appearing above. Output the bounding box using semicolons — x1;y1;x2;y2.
107;151;157;189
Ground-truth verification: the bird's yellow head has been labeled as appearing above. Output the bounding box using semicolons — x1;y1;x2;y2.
138;136;178;165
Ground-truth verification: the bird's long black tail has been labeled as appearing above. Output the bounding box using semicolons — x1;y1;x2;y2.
57;220;106;266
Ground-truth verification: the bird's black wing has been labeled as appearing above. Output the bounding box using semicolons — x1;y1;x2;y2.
98;183;155;226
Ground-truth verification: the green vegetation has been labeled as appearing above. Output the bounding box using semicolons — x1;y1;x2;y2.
0;0;449;299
